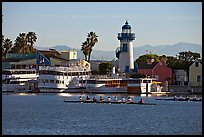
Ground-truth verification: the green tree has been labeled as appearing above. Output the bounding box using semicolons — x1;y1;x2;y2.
99;62;113;75
135;53;160;65
10;32;37;53
166;51;201;82
166;51;201;70
13;33;27;53
166;56;181;69
177;51;200;64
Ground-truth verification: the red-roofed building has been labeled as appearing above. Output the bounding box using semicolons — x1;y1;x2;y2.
138;59;173;84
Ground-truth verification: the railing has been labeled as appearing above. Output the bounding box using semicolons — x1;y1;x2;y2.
115;47;122;59
117;33;135;40
39;66;91;72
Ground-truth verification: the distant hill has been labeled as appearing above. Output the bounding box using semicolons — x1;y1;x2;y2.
34;42;202;61
134;42;202;59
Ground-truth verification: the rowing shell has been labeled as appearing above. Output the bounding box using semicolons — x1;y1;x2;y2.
64;100;156;105
156;98;202;102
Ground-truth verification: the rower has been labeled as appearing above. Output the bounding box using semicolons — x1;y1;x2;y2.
173;95;178;100
86;95;90;101
193;95;197;101
128;97;132;102
93;96;97;102
122;97;126;103
138;98;144;104
79;96;83;101
100;96;105;102
185;95;190;101
107;96;111;103
114;96;118;102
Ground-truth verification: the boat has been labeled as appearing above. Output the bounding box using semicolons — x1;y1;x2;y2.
85;77;163;94
156;97;202;102
127;77;162;94
85;78;127;93
37;59;92;92
2;68;38;92
63;100;156;105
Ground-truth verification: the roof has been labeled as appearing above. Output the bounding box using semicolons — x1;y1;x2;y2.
50;56;70;62
38;49;61;58
189;59;202;66
197;59;202;64
138;62;158;69
122;21;131;29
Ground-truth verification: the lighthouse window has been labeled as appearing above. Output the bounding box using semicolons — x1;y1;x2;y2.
123;44;128;52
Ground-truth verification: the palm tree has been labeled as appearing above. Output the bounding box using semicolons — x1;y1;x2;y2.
81;41;89;61
12;33;27;53
19;33;27;53
81;31;98;62
87;32;98;62
26;32;37;52
2;35;5;53
3;38;12;55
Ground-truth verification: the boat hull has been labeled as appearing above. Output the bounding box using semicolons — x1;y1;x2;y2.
64;100;156;105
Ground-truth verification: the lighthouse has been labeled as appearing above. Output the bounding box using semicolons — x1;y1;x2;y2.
115;21;135;73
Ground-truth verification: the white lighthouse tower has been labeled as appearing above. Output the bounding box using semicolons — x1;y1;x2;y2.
116;21;135;73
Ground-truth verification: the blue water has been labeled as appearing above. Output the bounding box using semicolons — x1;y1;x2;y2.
2;92;202;135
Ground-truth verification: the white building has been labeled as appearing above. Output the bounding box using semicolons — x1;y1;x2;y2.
115;21;135;73
60;50;77;60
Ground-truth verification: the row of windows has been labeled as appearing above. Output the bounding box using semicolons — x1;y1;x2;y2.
39;79;86;84
39;70;90;76
87;79;142;84
2;80;26;84
39;79;65;84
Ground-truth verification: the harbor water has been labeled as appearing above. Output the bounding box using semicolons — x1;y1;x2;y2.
2;92;202;135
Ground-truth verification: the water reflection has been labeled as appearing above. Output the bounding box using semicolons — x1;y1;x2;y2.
57;93;72;97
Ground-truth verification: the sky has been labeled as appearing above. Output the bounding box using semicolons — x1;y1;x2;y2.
2;2;202;51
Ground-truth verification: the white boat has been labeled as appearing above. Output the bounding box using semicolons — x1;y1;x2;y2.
85;78;127;93
127;77;162;94
37;60;91;92
85;77;163;93
2;68;38;92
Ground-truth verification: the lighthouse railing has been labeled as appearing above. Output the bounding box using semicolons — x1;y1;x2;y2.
118;33;135;40
115;47;124;59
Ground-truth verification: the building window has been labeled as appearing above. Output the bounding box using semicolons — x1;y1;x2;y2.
125;66;129;72
195;62;199;67
45;79;49;83
56;80;60;83
123;44;128;52
50;80;55;83
197;75;201;82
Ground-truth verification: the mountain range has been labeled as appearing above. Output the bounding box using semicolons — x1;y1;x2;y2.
34;42;202;61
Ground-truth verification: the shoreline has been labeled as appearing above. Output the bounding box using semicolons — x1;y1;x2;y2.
2;91;202;96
